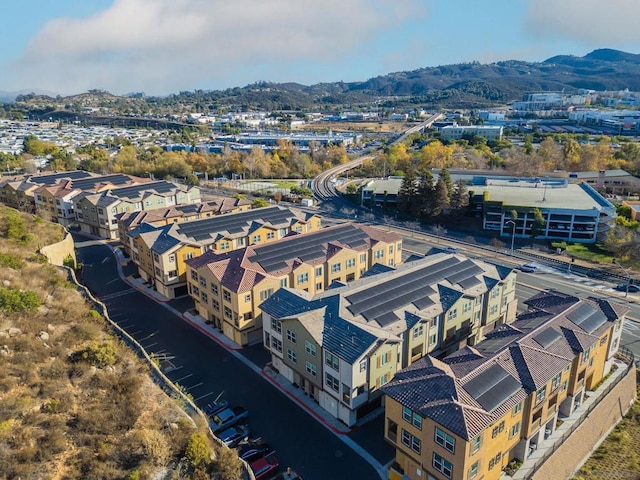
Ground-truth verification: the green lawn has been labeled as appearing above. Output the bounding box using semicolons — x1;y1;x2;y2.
565;243;614;264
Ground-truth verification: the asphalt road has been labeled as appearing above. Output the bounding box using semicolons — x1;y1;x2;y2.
75;238;382;480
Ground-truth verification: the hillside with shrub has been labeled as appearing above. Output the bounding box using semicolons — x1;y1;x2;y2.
0;207;241;479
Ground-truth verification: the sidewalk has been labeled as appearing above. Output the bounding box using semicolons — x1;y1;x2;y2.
504;358;630;480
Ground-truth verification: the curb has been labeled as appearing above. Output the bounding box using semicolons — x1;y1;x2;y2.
181;313;245;351
122;275;171;303
260;364;351;435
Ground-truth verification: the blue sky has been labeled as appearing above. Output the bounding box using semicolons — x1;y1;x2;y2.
1;0;639;96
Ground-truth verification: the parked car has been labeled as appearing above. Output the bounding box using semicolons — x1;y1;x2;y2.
209;406;248;433
518;263;538;273
203;399;228;417
444;246;459;254
236;439;272;461
250;454;280;480
615;283;640;293
218;424;250;448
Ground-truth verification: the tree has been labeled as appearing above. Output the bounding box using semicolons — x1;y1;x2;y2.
430;177;449;217
397;168;418;214
251;198;269;208
530;208;546;242
185;432;211;469
438;167;455;203
450;180;469;212
417;169;435;218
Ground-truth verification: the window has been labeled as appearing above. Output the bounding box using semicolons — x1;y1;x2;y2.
600;335;608;346
510;422;521;438
413;324;424;338
280;278;288;287
374;250;384;259
551;372;562;391
252;234;261;243
200;292;208;303
463;302;471;313
305;361;316;377
429;334;437;345
489;305;498;316
315;267;322;276
401;429;421;454
325;352;339;370
211;284;218;295
360;253;367;263
433;453;453;478
469;461;480;479
379;351;391;366
191;286;200;296
536;386;546;404
491;288;500;299
185;252;193;260
297;272;309;284
378;373;390;387
267;231;275;240
331;263;341;273
271;337;282;352
325;373;339;392
305;341;316;357
199;275;207;287
471;435;481;454
346;258;356;268
315;282;322;290
220;241;230;250
491;421;505;438
271;318;282;334
435;427;455;453
168;254;175;263
260;289;274;301
447;309;457;320
286;329;297;343
387;419;398;442
359;358;367;372
191;270;198;281
489;452;502;470
287;349;297;363
561;380;568;392
212;299;220;311
223;306;232;319
244;293;251;302
388;245;394;254
402;406;412;423
581;347;591;363
400;408;422;429
223;290;231;302
513;401;522;415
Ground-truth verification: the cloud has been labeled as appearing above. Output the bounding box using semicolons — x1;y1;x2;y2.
11;0;424;95
524;0;640;47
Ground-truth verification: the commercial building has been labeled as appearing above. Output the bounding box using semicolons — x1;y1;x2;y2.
440;125;503;142
260;253;517;426
471;180;616;243
74;180;201;239
383;290;627;480
130;206;321;299
185;223;402;346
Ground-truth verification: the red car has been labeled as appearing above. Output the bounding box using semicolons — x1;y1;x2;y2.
250;454;280;480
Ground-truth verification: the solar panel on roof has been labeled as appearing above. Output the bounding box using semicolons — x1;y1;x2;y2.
580;311;607;333
458;277;481;289
377;311;399;327
464;363;521;412
566;303;597;325
412;296;435;310
533;328;562;349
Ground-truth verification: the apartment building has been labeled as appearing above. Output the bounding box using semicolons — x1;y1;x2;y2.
74;180;201;239
131;206;321;299
259;253;518;426
185;223;402;346
382;290;627;480
33;173;145;226
117;196;252;257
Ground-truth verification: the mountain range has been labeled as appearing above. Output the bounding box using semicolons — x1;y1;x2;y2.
6;48;640;111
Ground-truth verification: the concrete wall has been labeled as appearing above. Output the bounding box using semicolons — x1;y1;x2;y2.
530;366;637;480
40;231;76;267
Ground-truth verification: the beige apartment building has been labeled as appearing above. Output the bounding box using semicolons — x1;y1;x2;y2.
259;252;518;426
185;223;402;346
383;290;627;480
131;206;321;299
74;180;201;239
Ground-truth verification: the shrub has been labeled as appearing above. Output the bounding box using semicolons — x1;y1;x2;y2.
77;342;118;368
0;287;40;312
0;252;25;269
185;432;211;469
63;254;75;269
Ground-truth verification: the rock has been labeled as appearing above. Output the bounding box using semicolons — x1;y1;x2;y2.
37;331;50;342
8;327;22;337
47;324;56;332
2;280;10;287
0;331;8;339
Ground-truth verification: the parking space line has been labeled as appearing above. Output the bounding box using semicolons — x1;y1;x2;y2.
194;391;216;402
186;382;204;391
110;313;123;318
170;365;183;372
144;342;158;349
174;373;193;383
130;330;143;336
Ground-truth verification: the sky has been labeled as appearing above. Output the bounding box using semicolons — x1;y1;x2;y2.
2;0;640;97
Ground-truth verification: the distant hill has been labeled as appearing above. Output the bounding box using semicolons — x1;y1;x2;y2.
7;48;640;112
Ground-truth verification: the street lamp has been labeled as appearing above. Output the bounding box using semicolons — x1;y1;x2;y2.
506;220;516;254
612;258;632;297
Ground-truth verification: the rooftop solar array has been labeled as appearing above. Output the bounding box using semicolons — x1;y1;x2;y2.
533;328;563;349
68;174;133;191
463;363;521;412
29;170;92;186
566;302;607;334
110;180;178;199
175;206;293;242
249;224;369;273
346;257;487;324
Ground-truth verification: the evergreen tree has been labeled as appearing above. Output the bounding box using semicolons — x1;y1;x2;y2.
417;169;435;218
530;207;546;241
397;168;418;214
450;180;469;212
430;177;449;217
438;167;455;203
